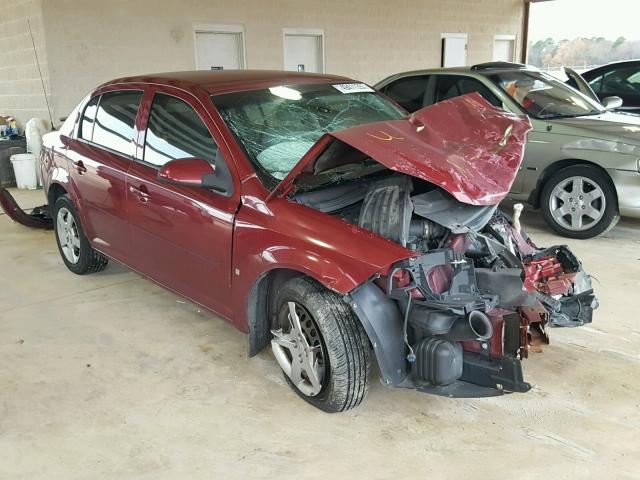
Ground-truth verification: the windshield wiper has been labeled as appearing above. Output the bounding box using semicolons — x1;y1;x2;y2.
538;111;604;120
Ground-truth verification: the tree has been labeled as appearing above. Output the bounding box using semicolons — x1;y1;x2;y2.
528;36;640;68
613;36;626;49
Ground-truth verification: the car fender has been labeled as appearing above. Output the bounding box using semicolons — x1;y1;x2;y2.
521;129;631;205
45;162;94;235
232;189;414;357
345;281;407;386
42;131;94;236
528;157;620;208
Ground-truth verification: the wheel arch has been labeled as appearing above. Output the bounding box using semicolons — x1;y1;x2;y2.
529;159;618;209
247;267;328;357
245;266;407;387
47;182;68;206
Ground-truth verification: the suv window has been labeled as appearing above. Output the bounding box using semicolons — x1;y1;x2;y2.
144;94;219;167
434;75;502;107
383;76;430;112
601;67;640;95
80;95;100;141
588;74;603;93
91;90;142;157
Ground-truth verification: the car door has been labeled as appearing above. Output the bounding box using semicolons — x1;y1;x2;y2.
66;89;143;261
126;88;238;319
598;66;640;112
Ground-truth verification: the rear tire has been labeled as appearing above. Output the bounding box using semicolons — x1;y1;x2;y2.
270;276;371;412
53;194;108;274
541;165;619;239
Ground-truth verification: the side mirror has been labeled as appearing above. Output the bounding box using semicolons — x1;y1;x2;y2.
157;155;233;197
158;157;213;187
601;96;623;110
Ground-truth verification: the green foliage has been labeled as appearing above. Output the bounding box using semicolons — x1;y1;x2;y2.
613;36;626;49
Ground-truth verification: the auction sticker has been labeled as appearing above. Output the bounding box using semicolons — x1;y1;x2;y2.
333;83;375;94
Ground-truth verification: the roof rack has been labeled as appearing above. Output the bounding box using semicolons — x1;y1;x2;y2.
470;62;531;71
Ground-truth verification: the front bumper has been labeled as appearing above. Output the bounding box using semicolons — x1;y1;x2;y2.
609;168;640;218
0;187;52;229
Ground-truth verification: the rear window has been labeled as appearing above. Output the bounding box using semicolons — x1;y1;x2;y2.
88;90;142;157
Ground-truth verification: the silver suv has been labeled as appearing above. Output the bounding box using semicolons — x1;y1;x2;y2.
376;62;640;239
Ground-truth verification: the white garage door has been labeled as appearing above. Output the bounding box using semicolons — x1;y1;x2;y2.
283;31;324;73
441;34;468;68
493;37;516;62
195;30;245;70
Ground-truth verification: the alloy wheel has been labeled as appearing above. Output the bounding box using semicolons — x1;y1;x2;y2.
56;207;81;264
271;301;326;396
549;176;606;231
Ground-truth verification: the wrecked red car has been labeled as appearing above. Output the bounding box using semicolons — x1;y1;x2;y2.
1;71;597;412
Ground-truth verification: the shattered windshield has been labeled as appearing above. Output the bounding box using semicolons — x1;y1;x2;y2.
212;83;404;189
490;71;604;119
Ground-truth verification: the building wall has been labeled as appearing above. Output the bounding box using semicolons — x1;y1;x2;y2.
0;0;51;128
39;0;524;124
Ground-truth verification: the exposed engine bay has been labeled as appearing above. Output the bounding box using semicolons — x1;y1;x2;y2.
291;172;597;396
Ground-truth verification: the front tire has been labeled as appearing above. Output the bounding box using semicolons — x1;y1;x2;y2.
53;194;108;274
270;277;371;412
541;165;619;239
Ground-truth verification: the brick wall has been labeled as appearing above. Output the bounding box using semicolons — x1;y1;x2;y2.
33;0;523;125
0;0;51;129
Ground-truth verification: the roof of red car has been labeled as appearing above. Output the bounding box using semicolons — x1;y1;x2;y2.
103;70;353;95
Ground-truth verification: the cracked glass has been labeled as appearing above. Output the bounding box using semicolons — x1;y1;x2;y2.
212;83;404;189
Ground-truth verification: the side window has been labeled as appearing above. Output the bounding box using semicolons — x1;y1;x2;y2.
435;75;502;107
383;76;430;112
92;90;143;157
456;78;502;107
588;74;603;93
434;76;461;102
144;94;219;167
79;95;100;141
601;67;640;95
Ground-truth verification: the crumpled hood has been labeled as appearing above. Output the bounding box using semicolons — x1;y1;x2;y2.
548;111;640;147
272;93;531;206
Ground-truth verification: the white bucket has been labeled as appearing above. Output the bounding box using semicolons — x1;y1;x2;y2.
10;153;38;189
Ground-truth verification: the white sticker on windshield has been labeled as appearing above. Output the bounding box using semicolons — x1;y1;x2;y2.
332;83;375;94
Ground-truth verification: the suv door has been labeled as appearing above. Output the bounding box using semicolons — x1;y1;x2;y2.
67;89;143;262
126;89;238;319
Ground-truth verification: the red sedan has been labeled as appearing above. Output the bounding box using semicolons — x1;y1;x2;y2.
25;71;597;411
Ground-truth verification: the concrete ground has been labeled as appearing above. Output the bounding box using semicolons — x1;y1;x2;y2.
1;188;639;480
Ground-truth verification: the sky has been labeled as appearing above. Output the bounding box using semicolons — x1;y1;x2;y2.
529;0;640;42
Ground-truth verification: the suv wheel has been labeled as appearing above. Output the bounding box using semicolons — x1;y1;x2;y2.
270;276;371;412
541;165;619;239
53;194;109;274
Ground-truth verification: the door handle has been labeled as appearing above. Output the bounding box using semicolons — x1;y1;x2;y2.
73;160;87;175
129;185;151;203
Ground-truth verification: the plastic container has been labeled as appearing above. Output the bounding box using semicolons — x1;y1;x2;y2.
10;153;38;189
26;118;47;158
25;118;48;187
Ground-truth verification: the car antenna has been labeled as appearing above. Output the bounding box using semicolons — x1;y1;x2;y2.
27;18;55;130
